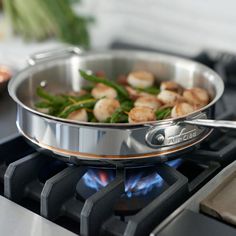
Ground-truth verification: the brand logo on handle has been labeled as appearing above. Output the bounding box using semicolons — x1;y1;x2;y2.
167;128;197;145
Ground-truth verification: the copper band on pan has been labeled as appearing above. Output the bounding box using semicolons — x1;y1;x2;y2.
18;126;212;160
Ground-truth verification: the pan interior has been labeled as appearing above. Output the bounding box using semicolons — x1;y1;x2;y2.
10;50;223;125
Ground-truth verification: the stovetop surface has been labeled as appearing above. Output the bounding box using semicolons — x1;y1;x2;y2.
0;195;75;236
1;45;236;236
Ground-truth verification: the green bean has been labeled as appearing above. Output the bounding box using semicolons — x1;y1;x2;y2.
36;87;65;104
155;107;171;120
61;93;93;101
35;101;51;108
109;100;133;123
36;87;96;117
120;100;134;112
110;109;128;123
79;70;129;98
105;117;112;123
136;87;160;95
82;85;94;92
87;111;97;122
58;99;96;118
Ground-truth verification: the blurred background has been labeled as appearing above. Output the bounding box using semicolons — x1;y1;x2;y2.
1;0;236;69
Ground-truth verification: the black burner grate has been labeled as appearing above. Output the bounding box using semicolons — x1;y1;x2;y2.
0;136;189;236
0;126;235;236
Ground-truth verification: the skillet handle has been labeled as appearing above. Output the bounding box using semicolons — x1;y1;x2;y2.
183;119;236;129
145;113;210;148
27;47;83;66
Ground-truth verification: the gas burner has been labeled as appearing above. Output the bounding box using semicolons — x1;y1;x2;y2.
77;167;169;215
76;159;184;215
124;169;164;198
80;168;167;198
80;159;182;197
82;169;114;191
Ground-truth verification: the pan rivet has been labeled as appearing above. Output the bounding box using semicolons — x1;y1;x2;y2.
155;134;165;144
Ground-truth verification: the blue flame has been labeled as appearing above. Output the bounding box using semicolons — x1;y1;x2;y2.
166;159;182;169
82;169;165;198
125;172;164;198
83;169;114;191
82;159;183;198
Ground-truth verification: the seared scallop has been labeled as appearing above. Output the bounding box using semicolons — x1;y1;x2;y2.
171;102;194;118
93;98;120;122
134;96;162;110
126;86;154;100
183;87;209;108
157;90;184;106
91;83;117;99
128;107;156;123
127;71;155;88
160;81;183;94
67;109;88;121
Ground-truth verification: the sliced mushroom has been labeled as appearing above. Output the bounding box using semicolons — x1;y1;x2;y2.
93;98;120;122
127;71;155;88
128;107;156;123
91;83;117;99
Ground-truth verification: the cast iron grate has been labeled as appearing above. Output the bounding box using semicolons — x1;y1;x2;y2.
0;128;235;236
0;135;189;236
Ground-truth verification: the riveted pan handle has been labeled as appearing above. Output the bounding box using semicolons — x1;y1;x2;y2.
27;47;83;66
145;114;236;148
183;119;236;129
145;113;209;148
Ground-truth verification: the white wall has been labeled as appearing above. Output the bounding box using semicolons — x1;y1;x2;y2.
76;0;236;55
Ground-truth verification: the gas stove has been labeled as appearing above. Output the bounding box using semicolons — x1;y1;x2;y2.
1;47;236;236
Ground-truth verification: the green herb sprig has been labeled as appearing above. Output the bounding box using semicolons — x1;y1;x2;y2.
3;0;92;47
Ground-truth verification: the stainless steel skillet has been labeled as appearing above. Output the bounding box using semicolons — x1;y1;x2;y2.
8;47;236;167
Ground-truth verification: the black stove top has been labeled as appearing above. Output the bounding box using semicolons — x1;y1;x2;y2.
1;46;236;236
0;116;235;236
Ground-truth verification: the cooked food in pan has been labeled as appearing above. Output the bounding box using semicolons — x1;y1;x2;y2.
35;70;210;123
